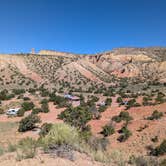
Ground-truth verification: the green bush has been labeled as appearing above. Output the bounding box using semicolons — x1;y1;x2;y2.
17;137;37;160
105;98;112;106
18;114;41;132
39;123;53;137
42;123;79;147
130;156;159;166
117;97;123;103
0;90;15;100
41;103;49;113
23;97;30;101
0;108;4;114
32;108;43;114
147;110;163;120
117;126;132;142
40;99;48;104
21;102;34;111
112;111;133;123
155;92;166;104
101;124;115;137
17;109;25;117
150;139;166;156
125;98;137;109
7;142;17;152
58;106;92;130
0;146;4;156
87;137;109;151
12;89;25;95
98;105;107;112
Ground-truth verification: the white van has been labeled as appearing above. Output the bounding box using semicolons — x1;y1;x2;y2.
6;108;20;115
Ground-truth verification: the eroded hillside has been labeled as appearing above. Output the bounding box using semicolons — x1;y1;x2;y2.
0;48;166;165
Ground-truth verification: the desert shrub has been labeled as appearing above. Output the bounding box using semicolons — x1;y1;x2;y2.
79;126;92;142
105;98;112;106
32;108;43;114
23;97;30;101
0;108;4;114
142;96;153;106
125;98;139;109
117;126;132;142
12;89;25;95
58;106;92;130
137;124;149;132
5;93;15;100
112;111;133;123
0;90;15;101
40;98;48;104
16;137;37;160
39;123;53;137
49;94;68;107
150;139;166;156
98;105;107;112
147;110;163;120
40;89;49;97
21;102;34;111
28;88;36;94
117;97;123;103
155;92;166;104
0;146;4;156
17;109;25;117
7;142;17;152
41;123;111;163
17;94;24;99
41;103;50;113
87;137;109;151
18;114;41;132
42;123;79;148
90;96;99;102
151;136;158;143
101;124;115;137
160;159;166;166
130;156;159;166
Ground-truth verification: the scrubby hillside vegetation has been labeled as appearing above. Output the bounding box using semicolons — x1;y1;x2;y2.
0;47;166;165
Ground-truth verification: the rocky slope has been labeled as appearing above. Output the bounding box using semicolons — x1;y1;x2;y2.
0;47;166;91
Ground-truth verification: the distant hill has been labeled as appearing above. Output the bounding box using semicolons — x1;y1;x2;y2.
0;47;166;91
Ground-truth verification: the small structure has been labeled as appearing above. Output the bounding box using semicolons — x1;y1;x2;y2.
31;48;35;54
6;108;20;116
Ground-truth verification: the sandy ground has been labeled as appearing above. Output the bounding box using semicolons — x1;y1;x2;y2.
89;96;166;157
0;151;104;166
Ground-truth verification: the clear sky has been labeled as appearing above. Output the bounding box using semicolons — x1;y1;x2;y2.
0;0;166;54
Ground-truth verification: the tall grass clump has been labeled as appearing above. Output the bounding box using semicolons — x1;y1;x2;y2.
42;123;79;149
41;123;113;163
16;137;37;160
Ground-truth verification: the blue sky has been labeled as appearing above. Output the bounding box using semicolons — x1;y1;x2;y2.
0;0;166;54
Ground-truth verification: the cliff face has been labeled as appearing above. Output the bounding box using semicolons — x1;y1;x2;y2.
86;47;166;82
38;48;166;82
38;50;82;58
